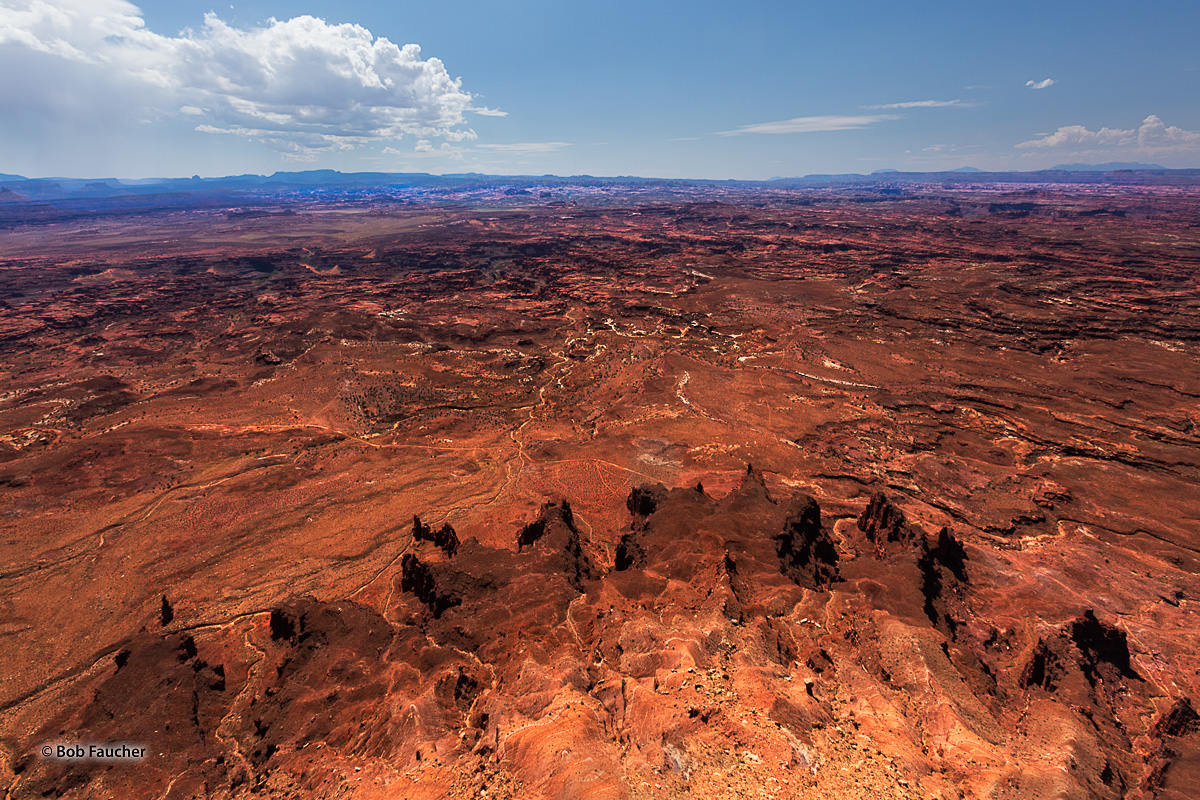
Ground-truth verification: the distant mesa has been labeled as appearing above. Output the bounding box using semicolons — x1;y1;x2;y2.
1053;161;1167;171
74;180;129;197
0;165;1196;208
873;166;981;175
0;187;26;202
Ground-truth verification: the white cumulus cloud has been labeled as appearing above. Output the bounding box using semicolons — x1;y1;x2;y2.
1017;115;1200;153
718;114;899;136
1026;78;1056;89
1136;114;1200;148
0;0;479;158
1017;124;1134;149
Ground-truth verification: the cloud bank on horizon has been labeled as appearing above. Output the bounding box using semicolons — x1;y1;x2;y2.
1018;115;1200;154
0;0;484;160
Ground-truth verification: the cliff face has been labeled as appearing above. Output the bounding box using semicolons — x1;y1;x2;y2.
12;473;1195;800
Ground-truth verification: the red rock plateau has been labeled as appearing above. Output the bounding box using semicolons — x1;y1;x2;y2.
1;182;1199;799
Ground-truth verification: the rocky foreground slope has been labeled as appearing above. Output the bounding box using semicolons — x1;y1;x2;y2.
9;470;1198;799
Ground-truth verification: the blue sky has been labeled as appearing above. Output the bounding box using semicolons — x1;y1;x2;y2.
1;0;1198;178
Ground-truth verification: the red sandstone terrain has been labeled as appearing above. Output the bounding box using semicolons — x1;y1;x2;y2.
0;182;1198;799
